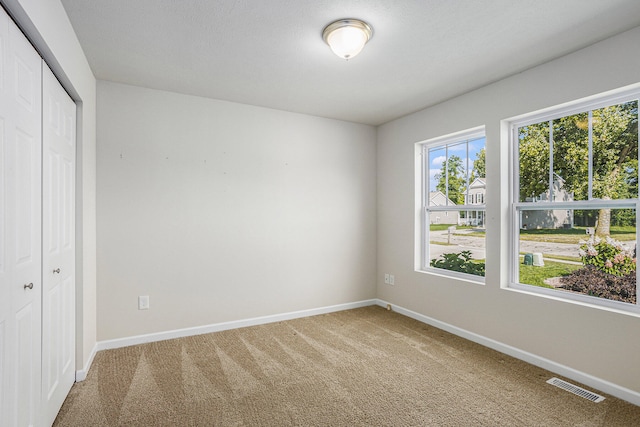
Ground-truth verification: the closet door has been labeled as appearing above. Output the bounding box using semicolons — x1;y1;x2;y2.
0;8;43;427
41;64;76;427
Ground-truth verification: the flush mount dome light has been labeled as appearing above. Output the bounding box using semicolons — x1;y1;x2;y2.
322;18;373;60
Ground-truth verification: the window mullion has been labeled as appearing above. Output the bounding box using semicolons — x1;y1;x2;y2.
423;145;428;209
445;144;449;204
588;110;593;200
512;125;520;203
466;140;470;205
549;120;554;202
636;201;639;307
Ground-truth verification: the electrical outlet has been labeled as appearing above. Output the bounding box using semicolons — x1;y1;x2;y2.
389;275;395;285
384;273;390;284
138;295;150;310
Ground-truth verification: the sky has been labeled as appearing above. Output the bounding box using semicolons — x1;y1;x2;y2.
428;137;485;192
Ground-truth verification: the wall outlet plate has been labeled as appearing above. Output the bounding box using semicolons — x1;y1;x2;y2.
138;295;150;310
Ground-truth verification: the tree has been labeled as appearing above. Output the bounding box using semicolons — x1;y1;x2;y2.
470;148;486;182
518;122;550;201
518;101;638;236
590;102;638;235
434;155;466;204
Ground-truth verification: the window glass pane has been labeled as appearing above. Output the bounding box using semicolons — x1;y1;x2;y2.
428;212;486;277
428;146;448;204
518;122;550;202
552;112;588;201
468;137;485;181
519;101;639;204
592;101;638;201
431;144;466;205
517;208;636;305
448;141;470;204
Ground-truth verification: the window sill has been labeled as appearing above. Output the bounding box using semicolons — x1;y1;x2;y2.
416;267;486;285
506;282;640;318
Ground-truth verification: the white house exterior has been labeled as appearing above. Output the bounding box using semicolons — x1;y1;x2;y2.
429;191;459;224
521;175;574;229
463;178;486;227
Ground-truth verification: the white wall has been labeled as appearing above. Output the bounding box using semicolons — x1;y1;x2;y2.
96;81;377;340
378;27;640;396
1;0;97;373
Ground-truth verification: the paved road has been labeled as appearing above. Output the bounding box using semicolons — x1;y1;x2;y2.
429;229;636;264
429;229;487;261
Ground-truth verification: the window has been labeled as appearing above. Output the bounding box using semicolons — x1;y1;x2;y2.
419;127;486;280
510;89;639;312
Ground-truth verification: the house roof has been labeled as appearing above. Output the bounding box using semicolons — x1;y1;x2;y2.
60;0;640;125
469;178;486;189
429;191;456;207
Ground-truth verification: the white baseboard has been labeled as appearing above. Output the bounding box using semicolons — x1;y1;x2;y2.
75;342;98;382
95;299;377;352
376;299;640;407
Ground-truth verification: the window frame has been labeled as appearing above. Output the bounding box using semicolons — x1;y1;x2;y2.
508;87;640;314
419;126;486;282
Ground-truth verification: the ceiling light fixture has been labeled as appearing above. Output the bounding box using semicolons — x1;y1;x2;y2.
322;19;373;60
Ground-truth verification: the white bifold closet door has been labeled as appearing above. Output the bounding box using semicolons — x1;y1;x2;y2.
41;64;76;427
0;9;43;427
0;6;76;427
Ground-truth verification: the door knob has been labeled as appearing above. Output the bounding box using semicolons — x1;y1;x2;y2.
24;283;34;290
53;268;61;274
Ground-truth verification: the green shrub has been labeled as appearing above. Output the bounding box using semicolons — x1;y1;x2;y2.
578;236;636;277
430;250;485;276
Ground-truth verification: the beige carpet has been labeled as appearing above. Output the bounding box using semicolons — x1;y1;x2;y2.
54;306;640;426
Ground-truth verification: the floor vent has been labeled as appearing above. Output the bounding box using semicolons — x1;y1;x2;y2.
546;377;605;403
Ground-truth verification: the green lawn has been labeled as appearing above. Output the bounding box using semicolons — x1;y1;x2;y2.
519;260;582;288
430;256;582;288
430;241;455;246
429;224;475;231
463;231;486;237
431;225;635;244
520;226;636;243
520;252;582;263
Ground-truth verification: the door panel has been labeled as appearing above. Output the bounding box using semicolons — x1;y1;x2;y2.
0;318;6;426
45;151;60;254
0;120;4;275
44;282;61;399
63;158;73;249
42;63;76;427
14;128;36;266
16;303;37;427
14;56;37;112
62;275;74;373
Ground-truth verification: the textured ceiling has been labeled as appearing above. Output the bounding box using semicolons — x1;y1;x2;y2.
61;0;640;125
